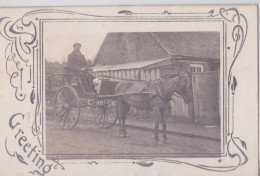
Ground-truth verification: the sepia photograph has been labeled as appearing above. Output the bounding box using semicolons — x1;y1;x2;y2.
44;21;222;158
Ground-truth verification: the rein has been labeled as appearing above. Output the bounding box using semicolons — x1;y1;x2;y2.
96;75;147;82
156;79;173;101
156;77;185;103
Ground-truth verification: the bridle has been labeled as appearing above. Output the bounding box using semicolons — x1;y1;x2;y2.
157;76;187;102
156;78;175;101
174;78;186;98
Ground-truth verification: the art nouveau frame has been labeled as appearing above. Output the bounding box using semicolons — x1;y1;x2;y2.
0;5;257;176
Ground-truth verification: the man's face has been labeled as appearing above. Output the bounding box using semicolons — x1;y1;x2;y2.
74;45;81;52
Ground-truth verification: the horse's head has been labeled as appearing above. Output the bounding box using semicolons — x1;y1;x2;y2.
161;73;193;104
174;74;193;104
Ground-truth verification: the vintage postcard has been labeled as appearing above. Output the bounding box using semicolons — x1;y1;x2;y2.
0;5;258;176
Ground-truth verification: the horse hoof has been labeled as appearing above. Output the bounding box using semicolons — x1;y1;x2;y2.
119;134;125;138
163;136;168;141
124;133;129;137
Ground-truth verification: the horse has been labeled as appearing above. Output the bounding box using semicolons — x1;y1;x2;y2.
115;73;193;142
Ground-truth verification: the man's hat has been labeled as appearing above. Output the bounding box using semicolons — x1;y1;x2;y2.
73;43;81;48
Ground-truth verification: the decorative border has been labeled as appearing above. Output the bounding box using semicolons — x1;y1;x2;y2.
0;7;249;175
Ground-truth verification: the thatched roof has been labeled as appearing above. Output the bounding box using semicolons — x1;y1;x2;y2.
94;32;220;66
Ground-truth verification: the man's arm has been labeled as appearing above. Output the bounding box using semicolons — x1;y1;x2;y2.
82;55;87;66
80;55;91;71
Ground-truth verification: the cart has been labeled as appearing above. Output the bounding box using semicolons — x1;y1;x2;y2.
53;72;118;130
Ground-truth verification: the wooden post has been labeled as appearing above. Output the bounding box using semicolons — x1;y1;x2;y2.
188;72;196;124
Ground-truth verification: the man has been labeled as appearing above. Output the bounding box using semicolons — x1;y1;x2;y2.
68;43;88;72
67;43;96;93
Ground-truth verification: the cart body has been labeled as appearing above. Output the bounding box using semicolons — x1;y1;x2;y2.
53;72;119;129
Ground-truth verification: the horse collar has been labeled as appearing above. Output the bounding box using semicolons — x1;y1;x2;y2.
157;79;172;101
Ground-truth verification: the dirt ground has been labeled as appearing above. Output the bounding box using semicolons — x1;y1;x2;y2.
45;111;220;157
45;88;221;158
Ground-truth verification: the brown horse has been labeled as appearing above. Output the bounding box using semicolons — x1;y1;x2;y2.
115;74;193;141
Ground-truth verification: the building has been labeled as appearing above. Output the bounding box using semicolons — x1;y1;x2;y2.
93;32;220;125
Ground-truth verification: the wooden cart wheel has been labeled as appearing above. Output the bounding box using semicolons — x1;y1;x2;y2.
54;85;80;130
94;99;117;128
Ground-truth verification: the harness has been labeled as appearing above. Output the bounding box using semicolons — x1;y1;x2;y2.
138;77;184;108
156;79;172;101
156;78;185;103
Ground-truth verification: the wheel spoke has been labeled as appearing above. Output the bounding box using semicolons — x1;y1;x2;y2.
58;90;67;105
67;111;71;128
94;99;117;128
107;106;116;113
70;107;78;119
58;111;66;123
56;109;66;117
59;89;66;102
54;86;80;130
95;109;103;119
63;111;68;127
62;88;70;104
101;113;106;126
98;112;104;124
70;100;77;106
70;109;77;121
68;91;76;105
106;110;115;122
103;112;108;124
59;117;63;123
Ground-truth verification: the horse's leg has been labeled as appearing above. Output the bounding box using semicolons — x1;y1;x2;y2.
162;112;168;140
117;97;125;137
152;107;161;141
122;104;130;137
160;107;168;141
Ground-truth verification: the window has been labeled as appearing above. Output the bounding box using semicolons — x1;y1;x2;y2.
190;64;203;73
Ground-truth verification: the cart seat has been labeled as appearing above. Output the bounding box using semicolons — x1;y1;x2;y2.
94;79;118;95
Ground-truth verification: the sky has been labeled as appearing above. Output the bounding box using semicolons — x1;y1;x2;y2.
43;21;222;63
44;33;106;62
43;22;107;63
